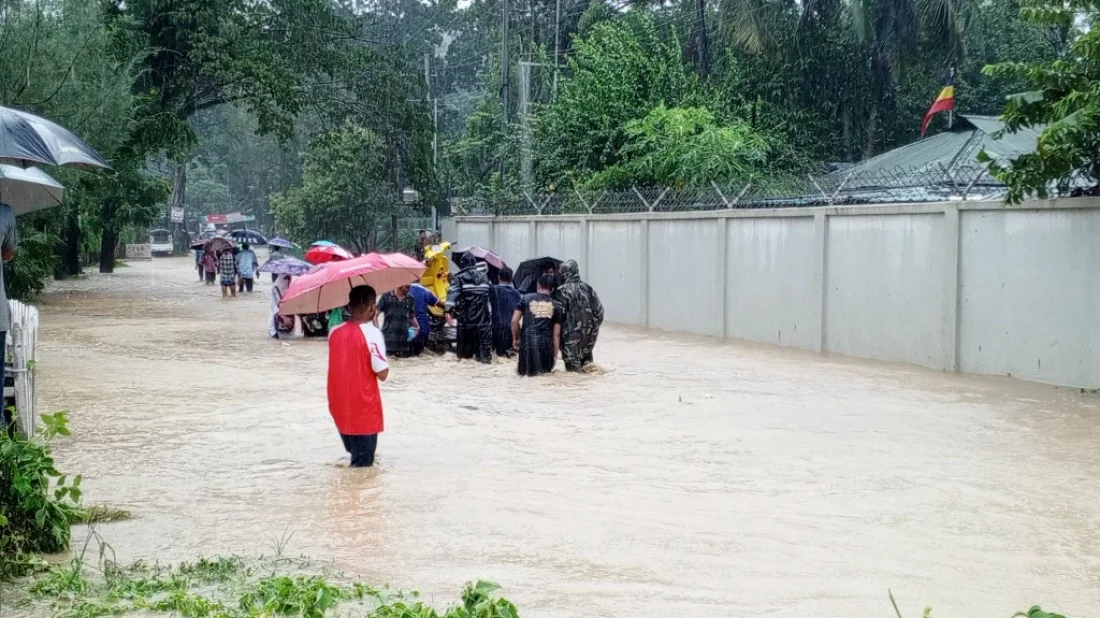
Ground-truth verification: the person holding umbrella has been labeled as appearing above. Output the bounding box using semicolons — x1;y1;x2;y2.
217;248;238;298
445;253;493;364
202;250;217;285
328;285;389;468
235;243;258;293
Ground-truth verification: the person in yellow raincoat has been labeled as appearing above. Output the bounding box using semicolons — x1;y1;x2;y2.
421;242;453;353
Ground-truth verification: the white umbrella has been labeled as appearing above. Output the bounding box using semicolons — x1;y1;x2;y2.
0;165;63;215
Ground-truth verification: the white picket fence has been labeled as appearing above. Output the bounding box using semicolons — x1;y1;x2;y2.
5;299;38;436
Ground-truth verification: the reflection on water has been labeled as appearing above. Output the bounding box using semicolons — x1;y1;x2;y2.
29;258;1100;618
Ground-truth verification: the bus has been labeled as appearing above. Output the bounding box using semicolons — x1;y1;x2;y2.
149;229;173;256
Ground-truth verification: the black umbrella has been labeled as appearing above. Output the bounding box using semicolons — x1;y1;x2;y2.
227;229;267;245
0;106;111;170
513;256;563;294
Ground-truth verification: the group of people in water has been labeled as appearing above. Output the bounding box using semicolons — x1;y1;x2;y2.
324;240;605;467
446;253;605;376
196;243;260;297
257;232;606;378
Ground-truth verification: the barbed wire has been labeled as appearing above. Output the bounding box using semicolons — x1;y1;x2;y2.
449;165;1011;216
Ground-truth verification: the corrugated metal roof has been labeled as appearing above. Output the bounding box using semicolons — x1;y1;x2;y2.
843;115;1042;177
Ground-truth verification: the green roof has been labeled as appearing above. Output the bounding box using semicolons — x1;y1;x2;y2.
844;115;1042;177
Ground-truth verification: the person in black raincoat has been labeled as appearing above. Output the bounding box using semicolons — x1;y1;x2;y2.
554;259;604;372
445;253;493;363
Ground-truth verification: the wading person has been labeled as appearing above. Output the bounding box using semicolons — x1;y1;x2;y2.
445;253;492;363
202;250;217;285
327;285;389;468
377;284;418;357
555;260;604;372
512;274;561;377
217;249;238;298
268;274;295;339
407;282;441;356
490;266;521;357
236;243;258;293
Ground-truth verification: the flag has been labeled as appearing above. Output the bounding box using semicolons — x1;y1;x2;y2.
921;78;955;136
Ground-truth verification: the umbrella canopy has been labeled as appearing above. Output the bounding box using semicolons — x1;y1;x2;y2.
258;257;313;276
189;238;206;250
279;252;426;316
268;237;297;249
227;229;267;245
311;240;337;247
452;245;507;284
204;236;234;253
305;244;353;264
514;256;563;294
0;106;110;170
452;246;506;270
0;165;63;215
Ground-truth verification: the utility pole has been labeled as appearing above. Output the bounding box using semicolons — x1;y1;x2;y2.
519;61;533;190
694;0;709;80
553;0;561;97
500;0;510;185
425;53;440;232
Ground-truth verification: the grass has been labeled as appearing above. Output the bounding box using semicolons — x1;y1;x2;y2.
69;506;133;525
2;551;518;618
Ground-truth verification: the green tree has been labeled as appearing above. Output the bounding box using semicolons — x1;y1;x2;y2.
271;123;400;252
978;0;1085;203
98;0;359;271
585;104;768;188
534;11;700;189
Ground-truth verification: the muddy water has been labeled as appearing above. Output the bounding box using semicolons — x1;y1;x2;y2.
31;257;1100;617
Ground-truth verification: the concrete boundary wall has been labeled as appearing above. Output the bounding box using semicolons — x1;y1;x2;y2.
444;198;1100;388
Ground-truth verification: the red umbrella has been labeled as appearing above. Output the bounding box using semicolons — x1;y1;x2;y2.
304;244;353;264
279;252;426;316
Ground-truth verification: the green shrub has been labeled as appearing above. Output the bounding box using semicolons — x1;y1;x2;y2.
1;410;84;580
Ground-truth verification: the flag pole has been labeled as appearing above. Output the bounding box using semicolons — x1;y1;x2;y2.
947;67;956;130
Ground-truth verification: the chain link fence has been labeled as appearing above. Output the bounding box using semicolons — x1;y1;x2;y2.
450;165;1006;216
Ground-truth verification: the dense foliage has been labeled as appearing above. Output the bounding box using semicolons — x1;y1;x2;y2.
981;0;1100;202
0;411;84;580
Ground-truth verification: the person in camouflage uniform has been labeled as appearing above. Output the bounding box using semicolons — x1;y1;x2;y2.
554;260;604;372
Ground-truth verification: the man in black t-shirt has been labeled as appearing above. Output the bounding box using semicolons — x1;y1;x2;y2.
511;274;562;377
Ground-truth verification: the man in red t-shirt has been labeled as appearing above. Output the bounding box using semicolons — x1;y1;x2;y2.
328;285;390;467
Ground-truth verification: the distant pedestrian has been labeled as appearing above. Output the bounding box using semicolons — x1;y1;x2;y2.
414;229;428;261
217;249;238;298
236;243;258;293
377;285;419;357
554;260;604;372
446;253;492;363
194;248;204;282
327;285;390;468
490;266;521;357
202;251;217;285
512;274;562;377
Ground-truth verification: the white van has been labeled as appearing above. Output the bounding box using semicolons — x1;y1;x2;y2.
149;229;173;256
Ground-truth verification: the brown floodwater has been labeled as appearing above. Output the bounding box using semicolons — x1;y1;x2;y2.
24;257;1100;617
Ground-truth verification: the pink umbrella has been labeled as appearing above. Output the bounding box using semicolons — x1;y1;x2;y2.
279;252;426;316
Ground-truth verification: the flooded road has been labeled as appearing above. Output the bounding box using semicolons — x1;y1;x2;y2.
34;257;1100;617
